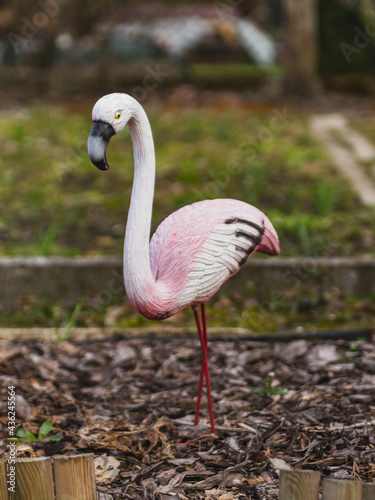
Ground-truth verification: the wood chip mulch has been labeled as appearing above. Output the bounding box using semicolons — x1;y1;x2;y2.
1;333;375;499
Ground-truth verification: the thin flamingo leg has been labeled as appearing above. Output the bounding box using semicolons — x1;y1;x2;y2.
195;303;208;422
200;304;215;434
200;303;208;349
192;304;215;434
193;306;205;425
194;363;205;425
194;304;208;423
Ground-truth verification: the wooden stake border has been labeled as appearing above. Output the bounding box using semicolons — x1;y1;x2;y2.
0;454;96;500
0;456;375;499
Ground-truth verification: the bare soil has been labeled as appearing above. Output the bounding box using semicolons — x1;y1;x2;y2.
1;333;375;499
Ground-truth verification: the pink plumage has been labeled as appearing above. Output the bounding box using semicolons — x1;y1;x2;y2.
88;93;280;434
144;198;279;319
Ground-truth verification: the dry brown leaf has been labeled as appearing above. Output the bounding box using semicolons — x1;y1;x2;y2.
94;454;121;483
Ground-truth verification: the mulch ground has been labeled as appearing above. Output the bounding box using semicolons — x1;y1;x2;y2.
1;333;375;499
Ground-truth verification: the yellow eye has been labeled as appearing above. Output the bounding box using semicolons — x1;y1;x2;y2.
115;111;122;120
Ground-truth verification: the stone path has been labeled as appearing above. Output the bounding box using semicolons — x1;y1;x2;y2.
310;113;375;206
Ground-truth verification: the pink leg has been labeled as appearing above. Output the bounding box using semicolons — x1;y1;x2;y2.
193;308;205;426
200;304;215;433
192;304;215;434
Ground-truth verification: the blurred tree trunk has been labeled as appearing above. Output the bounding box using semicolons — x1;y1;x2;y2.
283;0;319;96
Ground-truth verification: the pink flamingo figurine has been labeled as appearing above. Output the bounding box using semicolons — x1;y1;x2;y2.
88;93;280;434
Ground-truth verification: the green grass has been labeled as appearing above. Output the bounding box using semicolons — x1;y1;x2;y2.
1;289;374;333
0;102;374;259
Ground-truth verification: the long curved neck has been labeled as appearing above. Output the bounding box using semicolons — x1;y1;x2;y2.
123;104;157;306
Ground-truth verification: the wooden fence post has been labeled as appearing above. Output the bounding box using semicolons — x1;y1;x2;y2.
279;470;321;500
0;461;8;500
14;457;54;500
363;482;375;500
322;478;363;500
54;454;96;500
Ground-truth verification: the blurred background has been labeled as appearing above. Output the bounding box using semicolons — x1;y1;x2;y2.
1;0;375;332
1;0;375;98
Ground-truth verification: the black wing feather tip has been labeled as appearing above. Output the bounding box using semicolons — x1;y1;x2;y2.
225;216;265;235
235;230;262;246
239;256;248;267
225;217;238;224
226;215;267;268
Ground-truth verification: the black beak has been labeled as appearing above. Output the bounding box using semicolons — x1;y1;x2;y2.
87;120;115;171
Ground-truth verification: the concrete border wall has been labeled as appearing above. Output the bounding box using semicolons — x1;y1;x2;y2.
1;257;375;310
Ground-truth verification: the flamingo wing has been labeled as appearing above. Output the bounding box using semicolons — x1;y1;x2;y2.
149;199;279;311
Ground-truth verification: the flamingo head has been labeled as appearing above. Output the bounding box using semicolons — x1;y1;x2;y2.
87;93;136;171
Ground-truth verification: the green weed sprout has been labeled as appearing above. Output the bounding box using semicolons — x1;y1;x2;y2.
16;419;62;443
